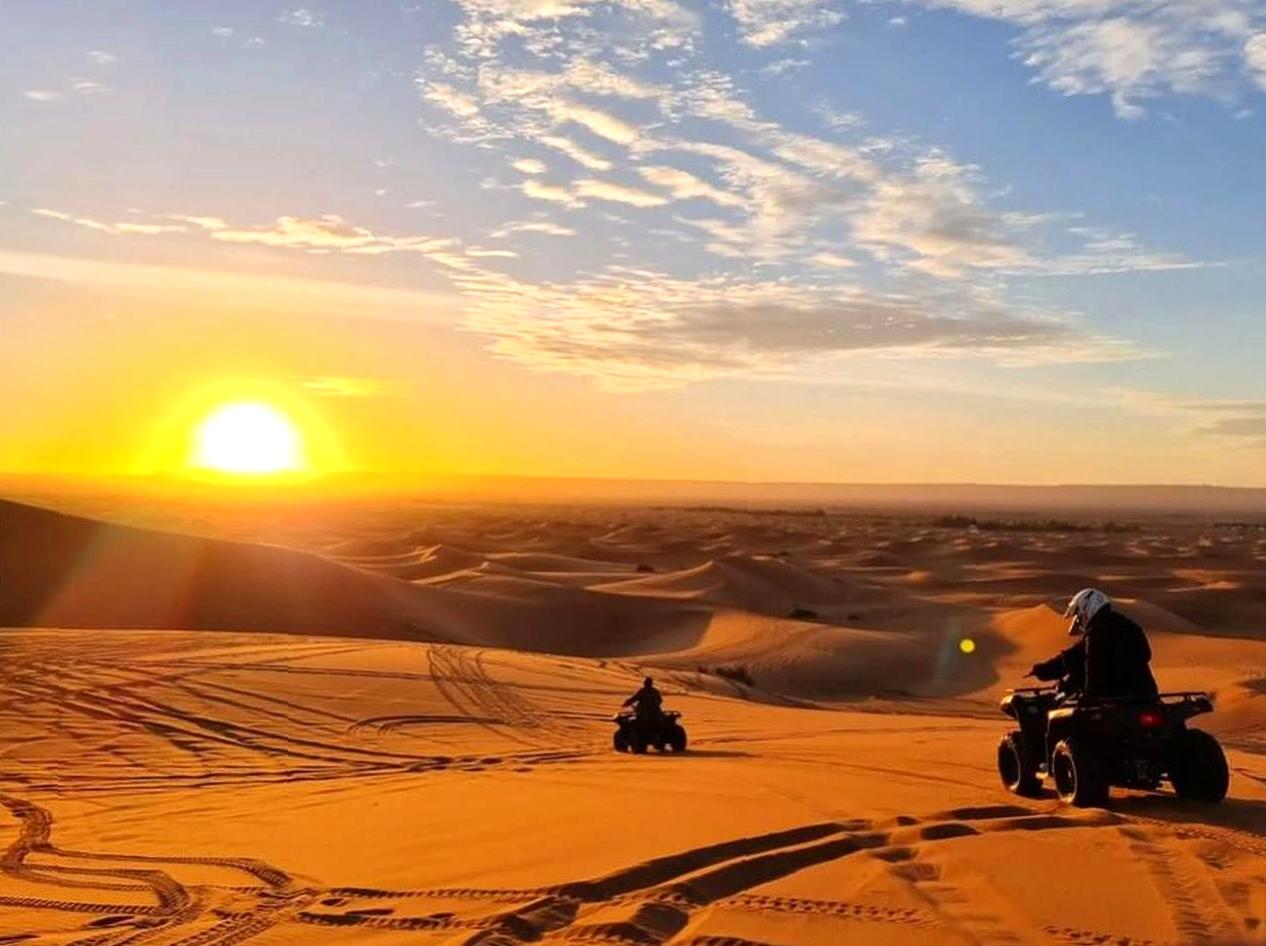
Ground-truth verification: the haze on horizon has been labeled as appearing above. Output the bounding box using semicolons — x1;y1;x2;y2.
2;1;1264;487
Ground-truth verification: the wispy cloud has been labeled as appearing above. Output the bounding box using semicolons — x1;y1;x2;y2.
28;208;490;271
490;220;577;237
0;250;460;320
575;179;668;207
1110;388;1266;448
33;208;185;235
727;0;844;47
910;0;1266;117
461;267;1141;390
279;7;325;28
539;134;613;171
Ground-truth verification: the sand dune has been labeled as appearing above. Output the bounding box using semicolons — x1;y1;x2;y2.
0;499;705;655
2;495;1265;945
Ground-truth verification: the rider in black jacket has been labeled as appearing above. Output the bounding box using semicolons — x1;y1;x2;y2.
1029;588;1158;700
623;677;664;721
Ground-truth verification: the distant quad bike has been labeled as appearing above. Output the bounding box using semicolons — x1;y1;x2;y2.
613;710;688;754
997;685;1229;807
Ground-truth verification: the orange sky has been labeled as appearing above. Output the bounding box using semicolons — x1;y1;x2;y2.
3;260;1263;487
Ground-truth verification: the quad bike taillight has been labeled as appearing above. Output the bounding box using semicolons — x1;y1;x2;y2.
1138;708;1165;728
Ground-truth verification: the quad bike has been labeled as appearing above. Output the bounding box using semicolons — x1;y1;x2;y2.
613;710;688;754
997;685;1229;807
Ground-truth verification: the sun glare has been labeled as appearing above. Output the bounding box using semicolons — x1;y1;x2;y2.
191;402;306;475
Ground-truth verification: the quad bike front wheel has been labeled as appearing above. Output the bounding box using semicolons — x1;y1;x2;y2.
613;730;630;753
1051;739;1109;807
1169;728;1229;802
997;730;1041;797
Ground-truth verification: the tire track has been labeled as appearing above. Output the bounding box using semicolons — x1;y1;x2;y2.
427;645;578;747
1119;825;1247;946
2;792;1257;946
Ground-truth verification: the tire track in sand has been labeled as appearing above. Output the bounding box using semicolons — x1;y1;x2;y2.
4;793;1255;946
427;645;581;747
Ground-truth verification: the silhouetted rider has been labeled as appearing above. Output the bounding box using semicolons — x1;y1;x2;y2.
623;676;663;722
1029;588;1158;700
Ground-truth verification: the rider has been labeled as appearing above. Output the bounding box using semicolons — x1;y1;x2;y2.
623;676;664;723
1028;588;1159;700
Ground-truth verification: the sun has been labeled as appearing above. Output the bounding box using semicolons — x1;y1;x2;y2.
190;402;307;475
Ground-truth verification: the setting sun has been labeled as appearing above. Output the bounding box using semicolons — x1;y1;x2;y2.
191;402;306;475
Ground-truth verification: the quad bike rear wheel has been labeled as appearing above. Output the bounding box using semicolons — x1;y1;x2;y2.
666;725;687;753
997;730;1041;797
1169;728;1229;802
1051;738;1109;807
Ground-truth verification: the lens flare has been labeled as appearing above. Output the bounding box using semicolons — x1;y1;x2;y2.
191;402;306;474
959;637;977;654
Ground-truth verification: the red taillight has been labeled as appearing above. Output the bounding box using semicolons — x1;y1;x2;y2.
1138;709;1165;728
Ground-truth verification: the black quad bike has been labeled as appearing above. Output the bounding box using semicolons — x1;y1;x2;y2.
613;710;688;754
997;685;1229;807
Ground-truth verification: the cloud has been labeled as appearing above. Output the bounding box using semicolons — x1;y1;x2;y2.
450;0;697;58
24;78;112;102
0;250;460;321
161;214;229;230
518;178;670;207
575;179;669;206
1110;388;1266;448
522;180;578;204
1247;33;1266;88
208;215;462;260
539;134;613;170
852;157;1036;277
279;7;325;28
728;0;844;46
462;267;1139;390
87;50;117;65
32;209;186;235
807;250;857;268
491;220;577;237
637;165;746;207
512;158;548;174
29;207;494;272
211;26;235;37
421;81;483;119
466;247;520;258
546;100;640;143
761;57;810;75
913;0;1266;117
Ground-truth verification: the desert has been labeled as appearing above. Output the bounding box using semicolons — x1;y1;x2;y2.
7;0;1266;942
2;491;1264;946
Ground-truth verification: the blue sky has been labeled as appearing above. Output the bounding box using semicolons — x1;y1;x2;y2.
1;0;1264;483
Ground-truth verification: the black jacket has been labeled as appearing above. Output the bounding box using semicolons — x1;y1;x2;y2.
623;683;663;716
1031;606;1158;699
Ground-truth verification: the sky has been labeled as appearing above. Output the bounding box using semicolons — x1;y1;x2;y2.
1;0;1264;486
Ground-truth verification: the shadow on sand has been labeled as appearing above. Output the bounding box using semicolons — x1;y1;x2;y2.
641;748;753;760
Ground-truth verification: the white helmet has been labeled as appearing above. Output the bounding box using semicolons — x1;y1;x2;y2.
1064;587;1110;636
